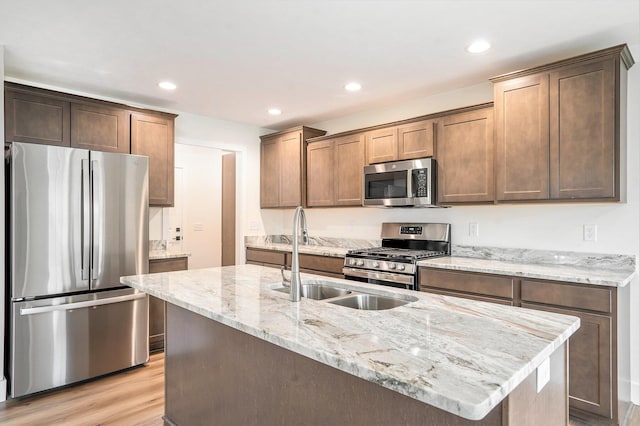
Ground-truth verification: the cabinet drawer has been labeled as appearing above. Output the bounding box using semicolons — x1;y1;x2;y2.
299;254;344;275
419;268;514;299
521;279;612;314
246;248;286;266
149;257;188;273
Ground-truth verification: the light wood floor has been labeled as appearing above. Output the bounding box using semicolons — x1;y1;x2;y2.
0;353;164;425
0;351;638;425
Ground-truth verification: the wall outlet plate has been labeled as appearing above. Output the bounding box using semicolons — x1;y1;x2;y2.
469;222;479;237
583;224;597;241
536;357;550;393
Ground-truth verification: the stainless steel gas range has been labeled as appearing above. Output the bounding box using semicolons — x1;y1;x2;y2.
343;223;451;291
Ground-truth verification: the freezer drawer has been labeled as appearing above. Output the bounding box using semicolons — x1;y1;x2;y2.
10;288;149;397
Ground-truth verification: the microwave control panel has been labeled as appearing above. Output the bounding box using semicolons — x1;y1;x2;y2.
412;168;428;198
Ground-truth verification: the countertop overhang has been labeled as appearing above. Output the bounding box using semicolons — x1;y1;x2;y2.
121;264;579;421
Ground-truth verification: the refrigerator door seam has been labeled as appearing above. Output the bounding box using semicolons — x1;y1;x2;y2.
81;158;91;281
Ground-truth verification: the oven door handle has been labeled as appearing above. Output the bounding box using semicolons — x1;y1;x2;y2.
342;267;415;285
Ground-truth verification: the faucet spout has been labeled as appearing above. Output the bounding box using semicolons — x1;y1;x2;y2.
290;206;307;302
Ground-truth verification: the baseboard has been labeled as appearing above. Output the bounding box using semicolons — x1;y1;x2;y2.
631;379;640;405
0;377;7;402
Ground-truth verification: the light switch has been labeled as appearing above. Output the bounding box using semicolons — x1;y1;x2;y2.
193;223;204;231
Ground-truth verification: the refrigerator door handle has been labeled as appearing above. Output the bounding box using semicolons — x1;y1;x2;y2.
81;159;91;281
90;160;98;281
19;293;147;315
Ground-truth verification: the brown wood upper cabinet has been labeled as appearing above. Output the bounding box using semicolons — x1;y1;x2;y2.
307;133;365;207
131;112;176;207
4;82;178;207
492;45;633;202
5;84;70;146
365;120;434;164
71;102;130;153
436;106;494;204
260;126;326;208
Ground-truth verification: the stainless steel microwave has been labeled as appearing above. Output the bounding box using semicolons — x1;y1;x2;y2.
363;158;437;207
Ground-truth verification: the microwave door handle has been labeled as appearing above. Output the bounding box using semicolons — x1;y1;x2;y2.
406;170;414;197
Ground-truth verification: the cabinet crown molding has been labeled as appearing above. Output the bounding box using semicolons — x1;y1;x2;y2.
489;44;634;83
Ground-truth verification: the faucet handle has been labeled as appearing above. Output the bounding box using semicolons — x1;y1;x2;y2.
281;266;291;287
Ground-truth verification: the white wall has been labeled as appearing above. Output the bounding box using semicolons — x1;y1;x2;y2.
0;45;7;402
261;45;640;404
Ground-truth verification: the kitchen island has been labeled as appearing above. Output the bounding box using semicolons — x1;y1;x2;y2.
121;264;579;425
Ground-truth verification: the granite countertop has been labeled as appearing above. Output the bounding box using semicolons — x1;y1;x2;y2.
418;246;636;287
121;264;579;421
149;250;191;260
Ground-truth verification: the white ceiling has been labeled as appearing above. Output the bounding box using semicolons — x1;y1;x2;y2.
1;1;639;130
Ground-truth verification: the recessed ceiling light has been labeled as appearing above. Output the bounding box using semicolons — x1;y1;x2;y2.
345;82;362;92
268;108;282;116
466;40;491;54
158;81;177;90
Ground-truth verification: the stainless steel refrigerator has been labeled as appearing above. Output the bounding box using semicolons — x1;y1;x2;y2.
7;142;149;397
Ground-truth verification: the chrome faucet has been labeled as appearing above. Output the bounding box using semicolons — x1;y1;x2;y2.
289;206;308;302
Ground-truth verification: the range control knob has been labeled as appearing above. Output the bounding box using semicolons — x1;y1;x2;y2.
387;263;396;270
349;258;356;266
397;264;405;271
356;259;365;267
373;262;380;268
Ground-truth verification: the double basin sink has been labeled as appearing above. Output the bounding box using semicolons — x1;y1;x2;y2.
273;280;418;310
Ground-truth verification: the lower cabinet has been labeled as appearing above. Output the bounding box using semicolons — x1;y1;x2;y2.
419;267;618;424
148;257;189;352
245;247;344;278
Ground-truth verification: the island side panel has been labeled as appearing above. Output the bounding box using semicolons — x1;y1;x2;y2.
164;303;510;426
503;342;568;425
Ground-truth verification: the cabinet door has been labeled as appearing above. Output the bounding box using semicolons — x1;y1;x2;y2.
71;102;130;153
366;127;397;164
335;134;365;206
521;302;613;419
549;58;616;200
279;132;303;207
397;120;434;160
131;112;175;206
149;257;188;352
494;74;550;200
307;140;335;206
436;107;494;203
260;137;280;208
5;89;70;146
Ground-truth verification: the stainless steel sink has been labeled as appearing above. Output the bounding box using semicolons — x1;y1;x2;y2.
273;283;352;300
327;293;417;310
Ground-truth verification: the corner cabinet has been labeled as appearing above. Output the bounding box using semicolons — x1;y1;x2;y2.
4;82;178;207
307;133;365;207
419;267;618;424
492;44;633;202
131;112;176;207
260;126;326;208
436;106;494;204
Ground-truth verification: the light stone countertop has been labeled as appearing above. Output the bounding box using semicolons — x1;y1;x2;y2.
419;256;635;287
149;250;191;261
245;241;350;258
121;264;579;421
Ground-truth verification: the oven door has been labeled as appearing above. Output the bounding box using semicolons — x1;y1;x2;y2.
343;267;416;291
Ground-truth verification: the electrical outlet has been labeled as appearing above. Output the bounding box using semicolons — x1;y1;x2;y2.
469;222;479;237
583;224;597;241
